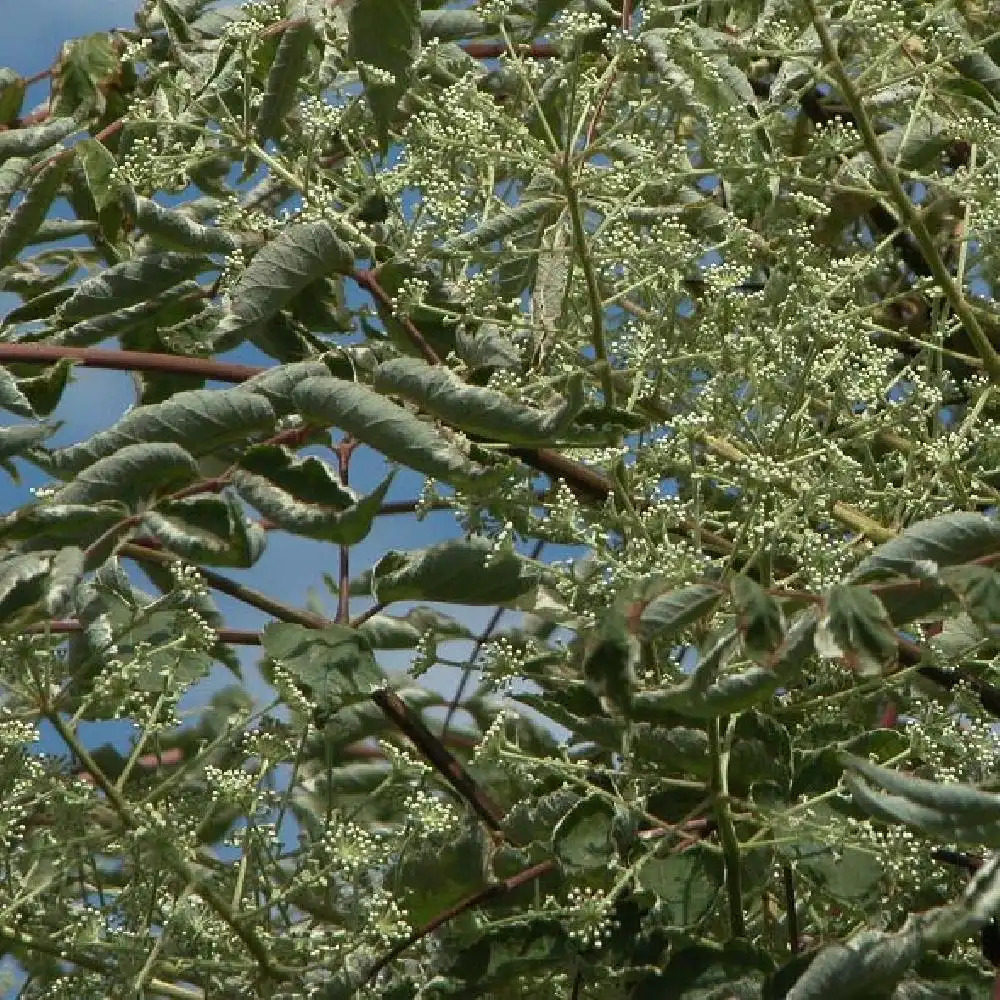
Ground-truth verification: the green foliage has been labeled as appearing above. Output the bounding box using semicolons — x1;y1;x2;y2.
2;1;1000;998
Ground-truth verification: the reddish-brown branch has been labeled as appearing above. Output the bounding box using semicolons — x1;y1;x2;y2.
361;859;555;987
351;268;441;365
24;68;53;86
118;543;504;839
27;117;125;176
0;344;252;381
372;687;505;830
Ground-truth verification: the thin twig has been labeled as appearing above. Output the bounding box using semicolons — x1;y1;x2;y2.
806;0;1000;384
361;859;555;988
560;160;615;407
709;718;745;938
43;710;288;982
783;863;799;954
371;688;505;830
440;538;546;740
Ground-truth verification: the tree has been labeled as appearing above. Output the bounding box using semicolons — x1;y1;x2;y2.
2;0;1000;995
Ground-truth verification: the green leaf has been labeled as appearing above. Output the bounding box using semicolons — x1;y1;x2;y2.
638;844;723;926
45;546;84;615
503;785;581;845
638;584;722;641
631;724;711;777
28;218;100;244
261;622;383;715
788;853;1000;997
45;388;276;475
54;33;120;117
0;367;35;418
634;659;781;721
320;473;394;545
419;10;487;42
0;118;77;164
445;919;569;991
256;20;315;140
939;564;1000;634
393;826;489;927
369;537;540;605
293;375;487;487
679;25;756;108
127;193;239;253
356;607;473;648
786;837;883;903
581;602;637;715
814;585;897;676
851;512;1000;582
51;442;199;507
783;929;919;1000
374;358;585;445
0;71;25;127
0;421;52;460
53;281;204;347
649;939;775;997
142;494;267;567
444;198;561;254
688;666;782;718
551;793;616;869
931;611;988;661
237;464;392;544
16;357;73;416
0;552;52;630
842;753;1000;820
348;0;420;152
730;710;791;793
791;729;908;800
455;324;521;373
768;607;820;679
845;772;1000;846
730;575;785;662
76;138;121;213
237;443;352;506
57;252;213;324
880;113;953;169
0;502;123;548
0;158;71;269
0;156;30;208
219;221;353;338
157;0;195;47
239;359;334;415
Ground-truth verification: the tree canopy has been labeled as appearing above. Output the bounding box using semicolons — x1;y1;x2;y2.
3;0;1000;997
